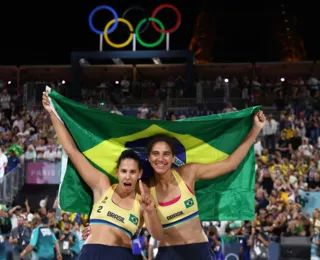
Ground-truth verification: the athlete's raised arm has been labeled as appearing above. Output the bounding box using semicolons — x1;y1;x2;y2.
42;92;110;201
180;111;266;182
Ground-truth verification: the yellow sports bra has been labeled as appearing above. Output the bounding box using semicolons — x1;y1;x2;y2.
150;169;199;229
90;184;141;238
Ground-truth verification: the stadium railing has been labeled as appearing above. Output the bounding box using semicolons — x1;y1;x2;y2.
0;166;24;205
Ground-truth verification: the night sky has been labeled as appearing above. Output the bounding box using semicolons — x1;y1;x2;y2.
0;1;317;65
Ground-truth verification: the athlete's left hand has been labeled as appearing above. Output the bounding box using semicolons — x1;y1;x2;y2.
139;180;155;213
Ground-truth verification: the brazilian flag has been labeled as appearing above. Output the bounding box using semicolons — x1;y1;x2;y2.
6;144;24;157
49;90;259;221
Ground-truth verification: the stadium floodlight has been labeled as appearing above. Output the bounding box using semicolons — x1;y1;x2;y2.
152;58;162;64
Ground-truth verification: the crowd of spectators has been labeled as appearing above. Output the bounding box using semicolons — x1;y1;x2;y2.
0;196;85;259
0;74;320;259
0;88;61;169
80;75;320;112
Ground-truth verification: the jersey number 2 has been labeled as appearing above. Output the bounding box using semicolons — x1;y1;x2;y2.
97;206;103;213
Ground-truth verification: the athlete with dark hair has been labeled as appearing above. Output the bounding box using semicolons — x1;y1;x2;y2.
142;111;265;259
42;92;163;260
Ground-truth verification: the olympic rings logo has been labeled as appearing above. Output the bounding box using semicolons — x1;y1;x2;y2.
88;4;181;49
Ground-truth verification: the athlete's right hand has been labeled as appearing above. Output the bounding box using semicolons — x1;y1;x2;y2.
42;91;53;113
82;224;92;240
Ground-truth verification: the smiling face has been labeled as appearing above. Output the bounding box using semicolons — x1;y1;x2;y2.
116;159;142;192
148;141;175;175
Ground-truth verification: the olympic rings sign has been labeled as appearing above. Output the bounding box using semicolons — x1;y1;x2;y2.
88;4;181;49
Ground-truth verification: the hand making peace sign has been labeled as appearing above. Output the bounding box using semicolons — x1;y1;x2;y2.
139;180;155;213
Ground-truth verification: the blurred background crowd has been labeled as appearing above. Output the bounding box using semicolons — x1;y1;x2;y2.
0;64;320;259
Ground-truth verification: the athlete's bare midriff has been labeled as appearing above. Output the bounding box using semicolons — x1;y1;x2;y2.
159;217;208;247
85;224;132;248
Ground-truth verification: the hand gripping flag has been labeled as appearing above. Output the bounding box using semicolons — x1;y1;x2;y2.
49;90;260;221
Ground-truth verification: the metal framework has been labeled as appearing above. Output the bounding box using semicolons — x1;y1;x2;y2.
70;50;194;99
